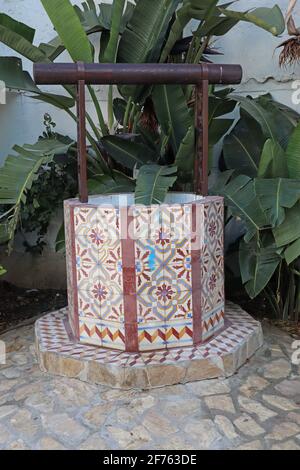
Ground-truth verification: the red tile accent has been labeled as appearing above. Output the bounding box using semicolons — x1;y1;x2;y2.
191;203;202;345
121;208;138;352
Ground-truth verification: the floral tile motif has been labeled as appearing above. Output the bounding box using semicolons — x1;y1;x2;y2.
132;206;160;239
164;242;192;288
161;204;192;241
101;294;124;323
74;207;98;237
137;276;192;323
97;206;120;240
200;199;224;337
75;237;99;282
78;289;101;319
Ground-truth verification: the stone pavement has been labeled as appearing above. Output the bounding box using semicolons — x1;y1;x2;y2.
0;318;299;450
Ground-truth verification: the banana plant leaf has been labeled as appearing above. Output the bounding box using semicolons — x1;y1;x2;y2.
254;178;300;227
233;95;297;149
152;85;193;155
257;139;288;179
160;0;220;63
285;237;300;265
0;57;75;109
101;136;157;170
0;14;48;62
88;171;135;195
41;0;93;63
239;234;282;299
218;5;285;36
0;13;35;43
273;202;300;248
175;126;195;181
103;0;126;63
219;174;269;241
223;111;265;177
286;122;300;179
117;0;181;101
0;136;74;246
135;164;177;205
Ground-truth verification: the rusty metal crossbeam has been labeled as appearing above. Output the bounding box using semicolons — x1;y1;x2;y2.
33;62;242;202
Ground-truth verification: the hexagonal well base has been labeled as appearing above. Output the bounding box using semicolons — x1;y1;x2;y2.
35;302;263;389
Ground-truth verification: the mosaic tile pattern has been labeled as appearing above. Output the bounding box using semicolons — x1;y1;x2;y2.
65;196;225;351
201;199;225;341
35;302;263;388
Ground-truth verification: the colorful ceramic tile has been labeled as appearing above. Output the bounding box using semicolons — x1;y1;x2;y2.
79;317;102;347
164;319;194;348
138;322;167;351
101;319;126;351
132;206;160;239
161;204;192;240
137;278;192;323
100;294;124;323
74;207;98;237
75;237;99;282
97;206;120;240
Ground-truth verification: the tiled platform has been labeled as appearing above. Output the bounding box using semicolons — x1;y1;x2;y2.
35;302;263;389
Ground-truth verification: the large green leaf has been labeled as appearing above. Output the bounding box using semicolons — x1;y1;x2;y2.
209;96;236;123
160;0;219;63
219;174;268;241
286;122;300;179
223;111;265;177
219;5;285;36
285;237;300;265
255;178;300;227
103;0;126;62
258;139;288;179
239;235;281;299
234;95;297;149
88;171;135;195
0;136;74;246
135;164;177;205
0;14;47;62
117;0;180;100
118;0;180;63
101;136;157;170
273;202;300;248
152;85;192;155
175;126;195;181
0;13;35;43
0;57;38;93
0;57;75;109
41;0;93;62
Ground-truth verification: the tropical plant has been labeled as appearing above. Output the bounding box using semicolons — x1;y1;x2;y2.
214;93;300;321
0;0;286;251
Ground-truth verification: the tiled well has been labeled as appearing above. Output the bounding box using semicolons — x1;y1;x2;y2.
64;194;225;352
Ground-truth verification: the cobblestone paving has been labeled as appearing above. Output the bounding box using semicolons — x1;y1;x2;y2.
0;319;299;450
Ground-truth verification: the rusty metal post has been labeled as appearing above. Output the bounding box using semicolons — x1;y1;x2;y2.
76;77;88;203
194;80;209;196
